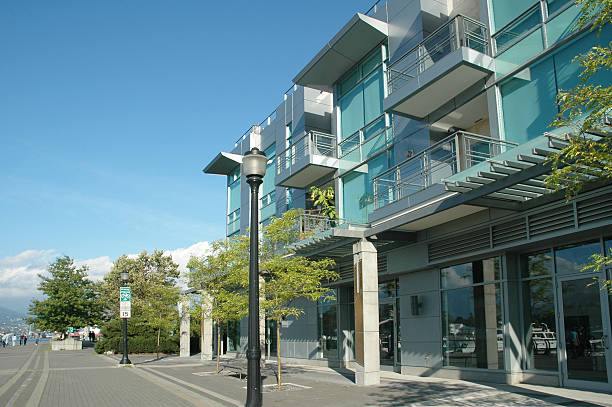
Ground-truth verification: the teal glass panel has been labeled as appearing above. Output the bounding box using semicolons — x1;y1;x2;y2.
338;67;359;99
363;116;385;140
340;84;365;140
361;48;381;77
547;0;573;16
555;29;612;92
229;179;241;212
260;202;275;221
495;5;541;53
362;131;387;159
363;68;384;124
264;144;276;158
262;157;276;197
339;132;360;158
495;28;544;76
546;3;580;45
342;170;367;223
500;55;557;144
491;0;540;33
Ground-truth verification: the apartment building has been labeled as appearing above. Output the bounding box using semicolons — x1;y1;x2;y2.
204;0;612;391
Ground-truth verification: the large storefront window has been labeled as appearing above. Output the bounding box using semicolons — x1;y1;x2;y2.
521;251;558;371
318;290;338;359
441;258;504;369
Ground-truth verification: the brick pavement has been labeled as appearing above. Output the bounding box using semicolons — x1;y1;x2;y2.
2;345;612;407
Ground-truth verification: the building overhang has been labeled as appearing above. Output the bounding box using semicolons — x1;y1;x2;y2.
293;13;388;92
365;133;588;236
203;152;243;175
384;47;493;120
276;156;339;188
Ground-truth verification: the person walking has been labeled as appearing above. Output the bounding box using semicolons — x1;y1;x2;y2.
23;335;27;346
12;334;16;347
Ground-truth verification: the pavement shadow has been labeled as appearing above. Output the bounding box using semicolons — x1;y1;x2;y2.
367;380;601;406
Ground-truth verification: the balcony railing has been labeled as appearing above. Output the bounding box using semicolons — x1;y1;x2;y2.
387;14;490;94
338;116;392;163
373;132;517;209
296;213;368;240
276;131;337;174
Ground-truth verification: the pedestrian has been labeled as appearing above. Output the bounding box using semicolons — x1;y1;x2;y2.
19;334;23;346
1;333;5;349
12;334;16;347
23;335;27;346
35;334;39;346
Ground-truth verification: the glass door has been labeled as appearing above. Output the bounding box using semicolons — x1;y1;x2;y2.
379;301;395;365
557;274;612;390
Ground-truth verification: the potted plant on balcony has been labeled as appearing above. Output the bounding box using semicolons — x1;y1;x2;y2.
309;186;337;219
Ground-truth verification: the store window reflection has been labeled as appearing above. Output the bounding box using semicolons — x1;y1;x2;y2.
318;290;338;359
521;251;558;371
441;258;504;369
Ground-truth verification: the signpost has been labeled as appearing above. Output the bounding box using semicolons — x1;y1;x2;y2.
120;286;131;318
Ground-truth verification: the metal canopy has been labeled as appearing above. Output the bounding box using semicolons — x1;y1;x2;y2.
203;152;243;175
292;13;388;92
441;133;600;206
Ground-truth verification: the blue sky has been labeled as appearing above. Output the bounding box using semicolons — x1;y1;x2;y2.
0;0;375;310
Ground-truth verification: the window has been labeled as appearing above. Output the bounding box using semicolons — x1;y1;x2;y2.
441;258;505;370
520;251;557;371
338;48;385;141
227;166;241;237
260;144;276;224
318;290;338;359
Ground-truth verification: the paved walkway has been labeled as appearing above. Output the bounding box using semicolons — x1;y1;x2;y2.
1;344;611;406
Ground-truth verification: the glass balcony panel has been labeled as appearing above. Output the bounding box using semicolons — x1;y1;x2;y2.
495;28;544;76
546;3;581;45
495;5;541;54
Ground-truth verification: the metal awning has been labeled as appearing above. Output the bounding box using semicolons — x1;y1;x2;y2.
203;152;242;175
441;133;599;206
292;13;388;92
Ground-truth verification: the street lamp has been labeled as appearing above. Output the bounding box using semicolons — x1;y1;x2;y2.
243;147;267;407
119;270;131;365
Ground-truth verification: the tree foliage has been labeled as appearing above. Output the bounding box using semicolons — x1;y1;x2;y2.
546;0;612;198
309;186;337;219
27;256;102;335
260;210;338;388
188;238;249;372
97;250;180;358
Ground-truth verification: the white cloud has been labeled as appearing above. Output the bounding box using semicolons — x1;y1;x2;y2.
0;241;211;301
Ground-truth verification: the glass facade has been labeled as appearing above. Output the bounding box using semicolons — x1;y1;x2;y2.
260;144;276;224
441;258;504;369
227;165;241;237
318;290;338;359
521;252;558;371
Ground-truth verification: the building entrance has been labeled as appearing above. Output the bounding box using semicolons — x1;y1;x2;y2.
378;280;400;369
557;274;611;390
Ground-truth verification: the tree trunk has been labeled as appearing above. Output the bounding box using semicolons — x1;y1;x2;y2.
277;318;281;389
156;326;161;360
216;321;221;374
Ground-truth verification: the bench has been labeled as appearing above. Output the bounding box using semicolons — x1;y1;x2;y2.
218;357;269;380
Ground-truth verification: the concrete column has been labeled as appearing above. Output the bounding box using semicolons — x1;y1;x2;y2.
353;239;380;385
179;297;190;358
201;292;213;360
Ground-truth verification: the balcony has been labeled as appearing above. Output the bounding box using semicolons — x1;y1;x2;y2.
276;131;339;188
384;15;493;121
372;132;517;213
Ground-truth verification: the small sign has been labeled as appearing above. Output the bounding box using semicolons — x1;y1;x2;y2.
120;286;131;318
120;301;131;318
120;286;131;301
67;327;74;333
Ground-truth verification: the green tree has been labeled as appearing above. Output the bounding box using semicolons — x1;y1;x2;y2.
546;0;612;198
309;186;337;219
98;250;180;357
260;210;338;388
545;0;612;288
27;256;102;337
188;238;249;373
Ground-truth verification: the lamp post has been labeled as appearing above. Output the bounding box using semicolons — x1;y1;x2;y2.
119;270;131;365
243;147;267;407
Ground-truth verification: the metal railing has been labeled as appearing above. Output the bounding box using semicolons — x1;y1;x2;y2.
338;116;391;162
276;131;337;175
387;14;490;94
296;213;368;240
373;132;517;209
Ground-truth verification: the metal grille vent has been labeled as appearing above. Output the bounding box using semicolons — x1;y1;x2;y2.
528;205;574;238
378;254;388;274
428;227;490;262
577;195;612;226
492;218;527;247
337;261;354;281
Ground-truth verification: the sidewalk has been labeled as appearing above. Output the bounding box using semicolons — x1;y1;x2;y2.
2;344;611;406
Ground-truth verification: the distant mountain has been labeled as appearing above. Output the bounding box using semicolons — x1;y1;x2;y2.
0;306;25;322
